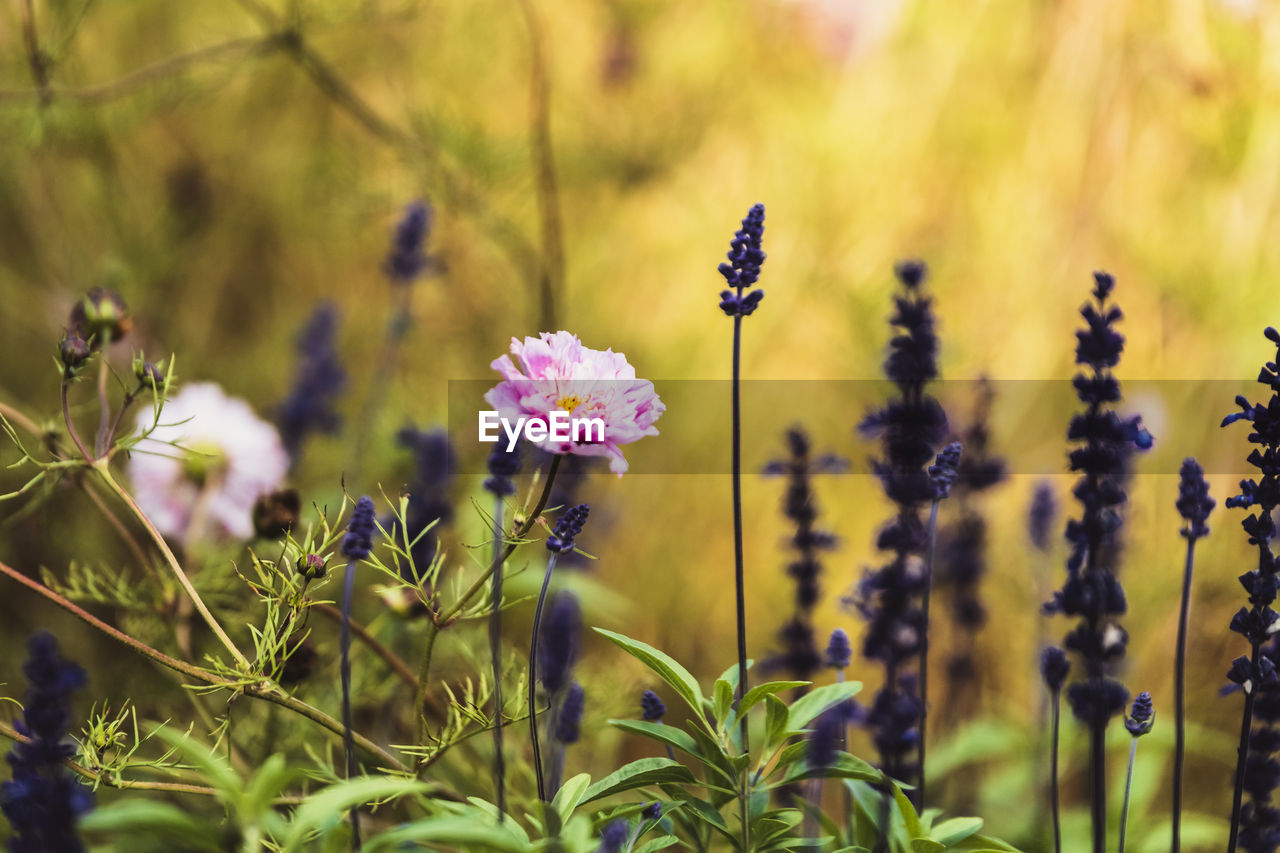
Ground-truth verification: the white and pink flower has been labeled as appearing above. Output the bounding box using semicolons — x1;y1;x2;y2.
484;331;664;475
128;382;288;541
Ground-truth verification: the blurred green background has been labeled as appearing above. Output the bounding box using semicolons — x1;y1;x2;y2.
3;0;1280;848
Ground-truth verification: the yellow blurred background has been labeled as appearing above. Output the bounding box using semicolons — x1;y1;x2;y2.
3;0;1280;849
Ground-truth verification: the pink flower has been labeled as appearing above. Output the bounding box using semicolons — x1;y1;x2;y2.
484;331;664;475
128;382;288;541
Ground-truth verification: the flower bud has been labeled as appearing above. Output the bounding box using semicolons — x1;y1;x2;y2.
69;287;131;348
296;553;327;580
58;333;91;376
133;357;168;393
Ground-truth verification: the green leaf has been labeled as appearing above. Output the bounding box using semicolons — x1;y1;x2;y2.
775;752;882;787
361;817;530;852
244;754;298;818
595;629;706;725
764;694;789;749
893;782;925;838
552;772;592;821
78;800;222;851
911;840;945;853
283;776;431;850
149;727;238;798
581;757;696;804
739;681;809;717
634;837;680;853
610;719;701;758
787;681;863;731
714;678;735;729
930;817;984;846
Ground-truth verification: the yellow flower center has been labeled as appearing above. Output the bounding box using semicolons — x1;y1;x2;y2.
556;394;584;414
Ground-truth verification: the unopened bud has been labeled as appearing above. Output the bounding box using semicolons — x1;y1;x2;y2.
296;553;327;580
59;333;91;376
70;288;132;348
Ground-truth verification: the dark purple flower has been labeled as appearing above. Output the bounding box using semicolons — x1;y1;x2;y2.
393;428;456;579
546;504;590;554
538;591;581;694
342;496;377;561
717;204;766;316
554;683;585;744
826;628;852;670
597;819;629;853
1029;481;1057;552
1125;691;1154;737
383;201;436;284
1040;647;1070;693
1176;457;1214;541
640;690;666;722
0;632;92;852
276;303;346;463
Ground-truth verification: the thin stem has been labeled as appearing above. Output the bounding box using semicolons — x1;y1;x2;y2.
93;358;111;457
488;495;508;821
0;557;413;776
1119;737;1139;853
0;557;212;682
61;381;94;462
102;388;139;454
1090;710;1106;853
730;311;749;748
1172;537;1197;853
1050;689;1062;853
411;455;562;755
1228;644;1260;853
17;0;50;101
414;622;441;754
79;475;153;574
515;0;563;331
528;551;560;803
311;602;424;698
0;35;286;105
0;399;48;446
918;498;940;809
94;462;250;670
340;557;362;849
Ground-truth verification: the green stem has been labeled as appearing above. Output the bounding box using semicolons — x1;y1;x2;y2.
1119;737;1139;853
488;495;508;821
94;461;250;670
0;556;412;775
1173;536;1198;853
918;498;940;810
413;455;562;754
1050;690;1062;853
61;381;94;462
528;551;560;802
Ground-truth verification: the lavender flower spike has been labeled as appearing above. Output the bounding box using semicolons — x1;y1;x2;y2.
1;632;92;852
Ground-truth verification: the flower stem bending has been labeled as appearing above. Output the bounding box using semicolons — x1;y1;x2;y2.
94;461;250;670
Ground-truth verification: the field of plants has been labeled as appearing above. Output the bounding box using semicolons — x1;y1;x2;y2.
2;1;1280;851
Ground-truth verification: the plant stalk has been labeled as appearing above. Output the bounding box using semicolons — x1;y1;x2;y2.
1172;536;1197;853
918;498;940;809
528;551;560;803
1119;736;1139;853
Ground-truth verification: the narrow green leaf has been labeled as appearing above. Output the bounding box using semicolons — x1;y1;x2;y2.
78;800;221;851
930;816;983;846
360;817;529;852
764;693;789;749
714;678;735;730
787;681;863;731
740;680;809;717
581;757;696;804
610;718;701;758
283;777;431;850
595;628;706;724
634;837;680;853
775;752;881;787
553;772;592;821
